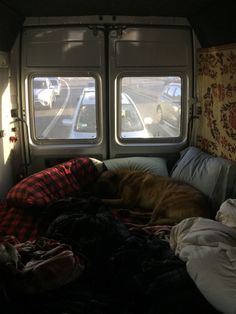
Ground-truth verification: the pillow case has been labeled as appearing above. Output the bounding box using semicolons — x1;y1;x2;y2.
171;146;236;211
6;157;99;208
104;156;168;177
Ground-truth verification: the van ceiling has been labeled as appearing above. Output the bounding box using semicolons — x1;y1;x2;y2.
0;0;234;51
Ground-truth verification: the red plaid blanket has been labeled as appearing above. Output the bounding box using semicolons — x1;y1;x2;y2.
1;157;100;242
6;157;99;208
0;201;40;242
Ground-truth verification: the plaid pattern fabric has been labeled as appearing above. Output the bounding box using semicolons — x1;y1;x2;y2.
0;202;40;242
6;157;99;208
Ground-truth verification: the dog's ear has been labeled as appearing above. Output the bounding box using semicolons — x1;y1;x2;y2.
94;170;119;198
108;172;119;183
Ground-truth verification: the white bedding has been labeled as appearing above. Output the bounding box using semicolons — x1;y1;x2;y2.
170;206;236;314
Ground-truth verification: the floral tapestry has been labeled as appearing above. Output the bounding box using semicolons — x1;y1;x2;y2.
196;44;236;161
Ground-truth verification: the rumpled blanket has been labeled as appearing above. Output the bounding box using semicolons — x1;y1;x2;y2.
216;198;236;227
0;236;85;295
0;197;219;314
170;215;236;314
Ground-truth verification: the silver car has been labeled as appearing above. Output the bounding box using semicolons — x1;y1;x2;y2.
156;82;181;128
64;87;150;139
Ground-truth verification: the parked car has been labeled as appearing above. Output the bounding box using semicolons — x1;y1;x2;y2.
63;87;150;139
48;77;61;96
33;77;56;109
120;92;150;138
156;82;181;128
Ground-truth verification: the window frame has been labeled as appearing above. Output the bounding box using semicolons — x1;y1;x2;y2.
115;72;188;145
28;73;102;145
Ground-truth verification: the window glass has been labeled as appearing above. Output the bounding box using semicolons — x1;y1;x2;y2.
167;86;176;97
32;76;97;140
76;105;96;132
120;76;181;138
174;86;181;99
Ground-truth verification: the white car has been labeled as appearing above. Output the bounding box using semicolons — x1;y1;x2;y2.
48;77;61;96
64;87;150;139
33;77;56;109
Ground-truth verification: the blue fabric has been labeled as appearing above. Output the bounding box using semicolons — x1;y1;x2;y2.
171;146;236;211
104;156;168;177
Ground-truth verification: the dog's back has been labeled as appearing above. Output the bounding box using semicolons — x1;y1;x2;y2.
96;169;211;225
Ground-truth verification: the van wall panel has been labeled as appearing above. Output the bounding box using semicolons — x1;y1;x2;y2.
23;28;102;67
26;41;102;67
116;41;188;67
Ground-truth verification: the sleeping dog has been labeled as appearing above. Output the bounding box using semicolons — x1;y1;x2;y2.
95;169;211;225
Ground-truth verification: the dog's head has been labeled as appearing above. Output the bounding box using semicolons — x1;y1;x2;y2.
94;170;121;199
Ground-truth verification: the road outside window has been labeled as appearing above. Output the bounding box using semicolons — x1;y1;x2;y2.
120;76;182;138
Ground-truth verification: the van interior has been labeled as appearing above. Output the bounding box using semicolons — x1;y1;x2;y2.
0;1;236;313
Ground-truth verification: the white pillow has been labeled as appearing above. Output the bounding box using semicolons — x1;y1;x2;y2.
171;146;236;211
104;156;168;177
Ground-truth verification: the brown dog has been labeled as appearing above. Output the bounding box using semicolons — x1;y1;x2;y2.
95;169;211;225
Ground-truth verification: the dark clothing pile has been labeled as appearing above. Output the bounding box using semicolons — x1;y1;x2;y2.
1;197;220;314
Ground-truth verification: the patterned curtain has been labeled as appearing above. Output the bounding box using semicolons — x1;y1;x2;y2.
195;44;236;161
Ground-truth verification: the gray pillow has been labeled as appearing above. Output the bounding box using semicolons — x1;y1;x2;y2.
104;156;168;177
171;146;236;211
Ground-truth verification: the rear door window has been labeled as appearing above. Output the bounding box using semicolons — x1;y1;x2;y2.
31;76;97;140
